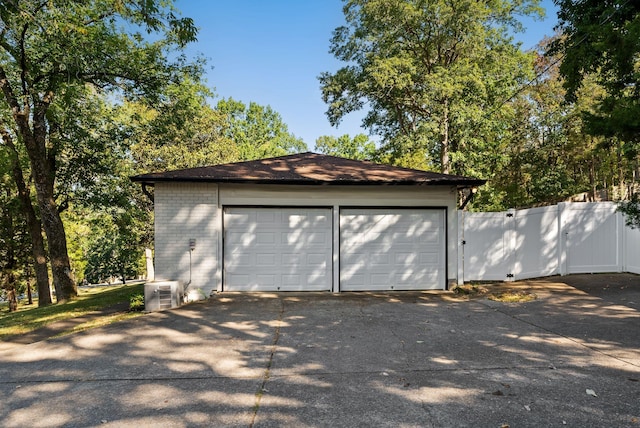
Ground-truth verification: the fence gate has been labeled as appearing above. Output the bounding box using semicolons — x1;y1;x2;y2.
561;203;622;274
461;211;514;282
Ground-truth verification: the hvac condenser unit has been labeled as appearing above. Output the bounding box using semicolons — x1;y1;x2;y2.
144;281;183;311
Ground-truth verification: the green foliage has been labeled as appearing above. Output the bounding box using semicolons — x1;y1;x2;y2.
314;134;376;160
469;36;633;211
0;0;202;301
216;98;307;160
618;195;640;229
82;212;145;285
320;0;542;175
129;77;238;172
0;0;200;99
554;0;640;148
129;293;145;312
0;151;31;301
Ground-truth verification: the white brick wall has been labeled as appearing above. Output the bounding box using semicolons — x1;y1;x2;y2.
154;183;218;298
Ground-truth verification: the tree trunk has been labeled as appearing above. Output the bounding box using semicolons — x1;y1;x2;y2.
2;187;18;312
23;112;77;301
589;152;597;202
36;176;77;302
440;98;450;174
617;141;625;200
7;287;17;312
1;130;53;306
0;69;76;302
26;278;33;305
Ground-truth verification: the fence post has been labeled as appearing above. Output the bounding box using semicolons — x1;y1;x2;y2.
618;209;625;273
506;209;516;281
557;202;567;276
457;210;465;285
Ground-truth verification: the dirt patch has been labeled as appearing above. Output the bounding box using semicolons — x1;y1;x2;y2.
487;289;537;303
451;283;537;302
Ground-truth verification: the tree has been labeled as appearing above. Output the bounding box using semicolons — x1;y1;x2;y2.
129;77;238;173
0;0;198;301
314;134;377;160
554;0;640;222
0;152;35;310
83;210;145;285
553;0;640;145
0;127;52;305
216;98;307;160
320;0;542;175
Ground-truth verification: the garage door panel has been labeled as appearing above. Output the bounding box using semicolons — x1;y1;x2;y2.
340;208;446;291
224;207;332;291
256;253;276;266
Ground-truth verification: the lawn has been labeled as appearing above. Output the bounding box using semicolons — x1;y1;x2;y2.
0;283;145;339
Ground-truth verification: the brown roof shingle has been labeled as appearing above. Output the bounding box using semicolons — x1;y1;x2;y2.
131;152;486;187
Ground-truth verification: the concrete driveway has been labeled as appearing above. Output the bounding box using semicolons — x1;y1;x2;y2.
0;274;638;427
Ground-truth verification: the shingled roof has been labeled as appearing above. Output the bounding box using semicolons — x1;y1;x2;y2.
131;152;486;187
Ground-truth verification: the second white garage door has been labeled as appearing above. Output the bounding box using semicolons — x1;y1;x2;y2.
223;207;332;291
340;208;446;291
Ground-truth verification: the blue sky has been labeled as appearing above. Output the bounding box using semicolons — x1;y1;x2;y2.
175;0;558;149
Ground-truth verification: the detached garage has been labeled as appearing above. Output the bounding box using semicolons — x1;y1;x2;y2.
131;152;484;300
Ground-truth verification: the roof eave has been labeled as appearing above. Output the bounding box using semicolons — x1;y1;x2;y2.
130;176;486;187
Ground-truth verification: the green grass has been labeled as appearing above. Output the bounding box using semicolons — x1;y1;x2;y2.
0;283;145;339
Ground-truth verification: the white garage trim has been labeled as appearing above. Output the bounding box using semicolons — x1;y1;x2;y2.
223;206;333;291
339;208;447;291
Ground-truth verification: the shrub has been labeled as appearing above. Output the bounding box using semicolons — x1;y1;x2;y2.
129;293;145;312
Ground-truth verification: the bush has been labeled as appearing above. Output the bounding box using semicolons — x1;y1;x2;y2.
618;194;640;229
129;293;145;312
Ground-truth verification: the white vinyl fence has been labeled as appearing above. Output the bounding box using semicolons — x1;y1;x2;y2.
459;202;640;283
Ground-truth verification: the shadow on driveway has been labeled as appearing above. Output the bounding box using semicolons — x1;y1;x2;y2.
0;276;638;427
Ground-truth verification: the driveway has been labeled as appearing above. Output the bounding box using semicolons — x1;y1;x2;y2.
0;275;638;427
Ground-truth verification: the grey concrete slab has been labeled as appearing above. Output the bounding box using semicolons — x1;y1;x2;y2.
1;377;257;428
0;278;639;427
256;367;639;427
271;294;610;375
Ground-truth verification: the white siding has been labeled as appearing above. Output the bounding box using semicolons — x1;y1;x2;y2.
154;183;219;299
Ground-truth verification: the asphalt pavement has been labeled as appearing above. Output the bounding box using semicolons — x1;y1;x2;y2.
0;274;638;427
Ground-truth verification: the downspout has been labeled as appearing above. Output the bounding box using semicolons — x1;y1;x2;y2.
141;183;154;203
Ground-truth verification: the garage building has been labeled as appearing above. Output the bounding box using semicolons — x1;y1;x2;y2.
131;152;484;299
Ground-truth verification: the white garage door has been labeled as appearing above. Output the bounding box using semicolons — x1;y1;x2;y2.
340;208;446;291
223;207;332;291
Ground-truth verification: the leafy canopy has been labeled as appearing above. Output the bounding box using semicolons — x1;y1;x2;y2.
314;134;376;160
553;0;640;145
216;98;307;160
320;0;542;174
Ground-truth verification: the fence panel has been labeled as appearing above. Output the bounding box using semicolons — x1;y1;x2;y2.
460;202;636;283
513;206;559;280
462;212;514;281
624;223;640;274
561;203;621;274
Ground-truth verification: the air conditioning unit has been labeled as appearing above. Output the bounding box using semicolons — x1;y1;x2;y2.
144;281;183;311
